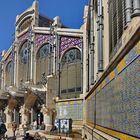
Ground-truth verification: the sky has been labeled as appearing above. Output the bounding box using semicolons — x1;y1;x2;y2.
0;0;88;53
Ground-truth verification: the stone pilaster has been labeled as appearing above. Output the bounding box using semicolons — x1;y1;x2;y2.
41;104;52;131
4;107;13;128
19;105;30;128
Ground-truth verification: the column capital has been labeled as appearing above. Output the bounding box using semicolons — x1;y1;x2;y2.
19;106;30;115
41;104;51;115
4;107;13;115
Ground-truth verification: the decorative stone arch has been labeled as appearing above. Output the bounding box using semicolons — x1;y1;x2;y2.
17;16;32;33
60;46;82;62
18;39;28;54
35;42;50;57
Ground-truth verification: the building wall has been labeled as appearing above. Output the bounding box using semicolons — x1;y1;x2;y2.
56;99;84;130
83;13;140;139
85;41;140;138
0;0;84;131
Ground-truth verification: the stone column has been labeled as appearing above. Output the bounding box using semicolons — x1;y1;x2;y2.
19;105;30;128
31;108;34;124
14;50;17;86
83;6;89;93
41;104;52;131
16;47;20;88
30;41;34;81
4;107;13;128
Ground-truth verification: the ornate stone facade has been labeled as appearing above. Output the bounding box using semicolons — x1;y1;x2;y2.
0;1;139;139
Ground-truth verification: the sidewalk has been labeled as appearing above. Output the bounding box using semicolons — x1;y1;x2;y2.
27;130;73;140
6;129;24;140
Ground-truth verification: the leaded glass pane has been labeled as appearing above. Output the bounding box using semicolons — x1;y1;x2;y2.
20;42;29;64
37;44;50;59
6;61;14;86
61;48;81;66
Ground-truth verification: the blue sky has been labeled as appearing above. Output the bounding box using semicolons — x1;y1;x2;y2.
0;0;88;53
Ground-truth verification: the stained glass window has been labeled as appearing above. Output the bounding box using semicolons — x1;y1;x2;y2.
20;42;29;64
36;44;51;84
37;44;50;59
60;48;82;98
5;61;14;86
19;41;31;82
61;48;81;66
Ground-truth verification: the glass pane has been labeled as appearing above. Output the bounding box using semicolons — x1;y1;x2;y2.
61;48;81;66
20;42;29;64
37;44;50;59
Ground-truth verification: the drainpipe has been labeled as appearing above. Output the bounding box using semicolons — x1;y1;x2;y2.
132;0;140;17
90;0;94;85
97;0;104;72
125;0;133;26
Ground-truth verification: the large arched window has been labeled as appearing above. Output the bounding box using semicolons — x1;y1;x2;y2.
60;48;82;99
36;44;51;84
19;41;31;83
5;61;14;87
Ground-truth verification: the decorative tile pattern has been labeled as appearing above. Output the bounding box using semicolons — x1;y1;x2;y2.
56;100;83;120
60;37;82;57
86;95;95;123
18;32;29;45
86;43;140;138
34;34;50;51
96;56;140;137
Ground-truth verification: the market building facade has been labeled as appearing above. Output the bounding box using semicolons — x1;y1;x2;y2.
0;1;84;135
0;0;140;139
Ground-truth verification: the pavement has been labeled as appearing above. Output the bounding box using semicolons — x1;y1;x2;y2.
5;129;78;140
5;130;24;140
